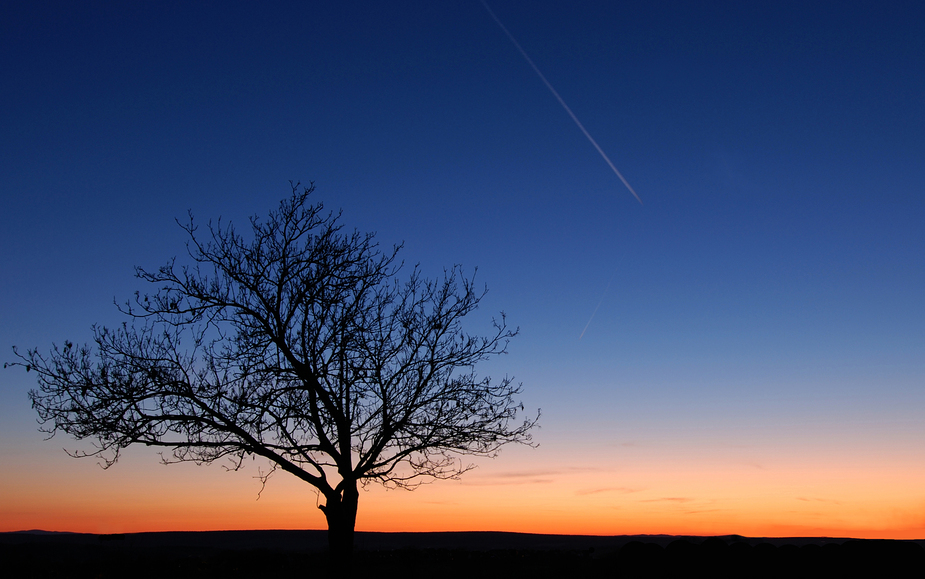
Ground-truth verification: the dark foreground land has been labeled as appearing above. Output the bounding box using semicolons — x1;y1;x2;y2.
3;529;924;578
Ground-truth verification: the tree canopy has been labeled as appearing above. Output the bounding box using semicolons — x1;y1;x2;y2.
13;183;538;559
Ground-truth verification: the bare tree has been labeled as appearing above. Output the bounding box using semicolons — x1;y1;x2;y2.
12;183;537;564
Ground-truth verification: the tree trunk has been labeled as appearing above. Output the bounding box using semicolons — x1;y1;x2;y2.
320;484;359;570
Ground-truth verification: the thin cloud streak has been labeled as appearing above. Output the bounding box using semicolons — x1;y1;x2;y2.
575;486;643;496
682;509;724;515
462;466;611;486
797;497;843;505
480;0;642;205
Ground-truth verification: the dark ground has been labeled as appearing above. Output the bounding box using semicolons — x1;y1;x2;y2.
2;529;923;578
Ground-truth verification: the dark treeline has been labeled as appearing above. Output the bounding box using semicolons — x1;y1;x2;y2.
3;531;923;578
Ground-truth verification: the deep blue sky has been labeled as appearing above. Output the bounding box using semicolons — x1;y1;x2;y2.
2;1;924;535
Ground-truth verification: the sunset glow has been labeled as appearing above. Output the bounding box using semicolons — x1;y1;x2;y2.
2;1;923;543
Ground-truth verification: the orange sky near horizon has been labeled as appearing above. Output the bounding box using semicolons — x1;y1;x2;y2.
4;439;925;540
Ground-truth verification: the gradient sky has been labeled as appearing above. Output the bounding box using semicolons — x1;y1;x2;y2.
2;1;924;539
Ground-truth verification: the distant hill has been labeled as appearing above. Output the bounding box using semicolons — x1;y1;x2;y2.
3;530;924;578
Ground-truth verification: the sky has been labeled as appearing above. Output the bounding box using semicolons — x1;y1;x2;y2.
2;0;924;539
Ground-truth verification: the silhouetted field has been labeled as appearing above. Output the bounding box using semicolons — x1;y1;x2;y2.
3;530;923;578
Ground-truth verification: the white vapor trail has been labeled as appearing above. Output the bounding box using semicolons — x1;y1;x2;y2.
480;0;642;205
579;267;617;340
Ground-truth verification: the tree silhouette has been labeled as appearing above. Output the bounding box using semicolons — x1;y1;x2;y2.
12;183;537;564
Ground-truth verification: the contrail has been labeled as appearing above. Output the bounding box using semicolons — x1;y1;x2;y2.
579;267;617;340
480;0;642;205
